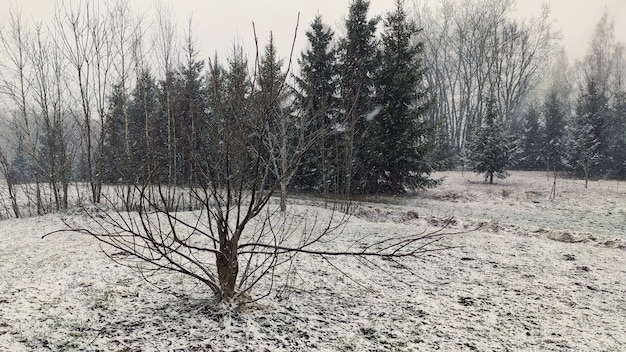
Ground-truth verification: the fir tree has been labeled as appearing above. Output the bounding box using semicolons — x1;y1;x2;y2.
156;68;179;184
205;45;254;189
609;92;626;178
101;83;128;183
255;34;295;211
543;89;566;175
518;104;544;170
369;0;438;194
171;35;207;185
128;70;159;182
567;78;608;186
428;120;457;171
292;15;338;193
566;122;600;188
468;95;517;184
177;38;208;183
337;0;379;195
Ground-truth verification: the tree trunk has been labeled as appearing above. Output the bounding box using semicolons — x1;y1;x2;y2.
280;183;287;213
550;167;557;200
391;172;399;195
216;238;239;300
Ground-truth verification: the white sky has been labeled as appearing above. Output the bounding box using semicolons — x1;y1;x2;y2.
513;0;626;61
2;0;626;67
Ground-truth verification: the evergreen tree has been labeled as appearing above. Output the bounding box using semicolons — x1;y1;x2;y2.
178;38;208;183
369;0;438;194
102;83;128;183
337;0;380;195
566;122;600;188
518;104;544;170
567;78;608;186
256;33;289;120
428;120;457;171
205;46;254;189
156;68;179;184
292;15;338;193
543;89;566;175
8;139;34;184
606;91;626;178
468;95;517;184
128;70;159;182
255;34;296;211
102;72;160;184
171;36;207;185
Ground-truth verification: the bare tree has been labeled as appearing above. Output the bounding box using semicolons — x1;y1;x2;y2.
491;5;558;125
29;22;75;211
0;7;45;214
152;2;179;187
581;11;620;96
0;143;20;218
254;29;301;212
415;0;558;148
55;27;465;305
107;0;143;208
53;1;100;202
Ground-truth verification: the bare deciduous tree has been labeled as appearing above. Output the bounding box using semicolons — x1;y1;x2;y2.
54;27;465;305
0;143;20;218
415;0;558;148
0;8;45;214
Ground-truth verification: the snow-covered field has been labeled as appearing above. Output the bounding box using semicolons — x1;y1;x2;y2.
0;171;624;351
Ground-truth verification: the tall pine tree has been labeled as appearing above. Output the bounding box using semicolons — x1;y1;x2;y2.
609;92;626;178
518;104;543;171
292;15;338;193
128;70;159;183
567;78;607;186
543;88;566;176
102;83;128;183
369;0;438;194
337;0;379;195
255;34;295;211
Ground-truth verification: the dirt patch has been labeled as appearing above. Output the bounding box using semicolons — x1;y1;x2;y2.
547;231;591;243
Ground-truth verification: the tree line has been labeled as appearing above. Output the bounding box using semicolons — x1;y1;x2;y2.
515;12;626;186
0;0;625;219
416;0;626;183
0;0;440;218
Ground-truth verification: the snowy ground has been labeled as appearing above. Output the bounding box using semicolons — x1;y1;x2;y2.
0;171;624;351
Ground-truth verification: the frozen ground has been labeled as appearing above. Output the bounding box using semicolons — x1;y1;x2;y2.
0;171;624;351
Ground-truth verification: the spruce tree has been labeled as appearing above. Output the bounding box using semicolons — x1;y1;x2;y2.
205;45;253;189
292;15;338;193
518;104;543;170
567;78;607;186
168;36;207;186
566;122;600;188
102;83;128;183
156;69;178;184
370;0;438;194
428;121;457;171
609;92;626;178
180;39;207;185
468;95;517;184
337;0;379;195
128;70;159;182
543;89;566;176
255;34;294;211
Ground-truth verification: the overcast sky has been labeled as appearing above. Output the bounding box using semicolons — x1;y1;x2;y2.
3;0;626;66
